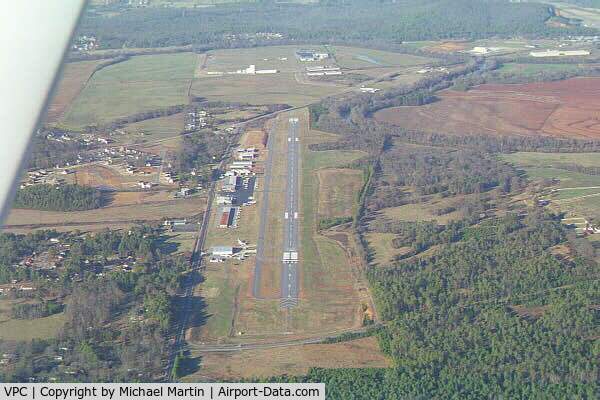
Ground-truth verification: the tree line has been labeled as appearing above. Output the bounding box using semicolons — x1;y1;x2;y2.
79;1;594;51
13;184;104;211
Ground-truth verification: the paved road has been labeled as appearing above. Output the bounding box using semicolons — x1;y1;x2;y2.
281;117;300;308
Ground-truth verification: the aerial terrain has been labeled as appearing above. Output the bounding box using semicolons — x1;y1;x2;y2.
0;0;598;398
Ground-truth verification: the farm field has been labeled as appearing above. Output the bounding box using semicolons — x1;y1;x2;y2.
186;336;389;380
375;77;600;139
423;41;470;53
46;60;105;123
62;53;198;128
496;62;583;76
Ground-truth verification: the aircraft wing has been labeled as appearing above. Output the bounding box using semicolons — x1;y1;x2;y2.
0;0;88;224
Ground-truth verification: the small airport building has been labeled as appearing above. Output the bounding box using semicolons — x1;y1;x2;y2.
211;246;235;258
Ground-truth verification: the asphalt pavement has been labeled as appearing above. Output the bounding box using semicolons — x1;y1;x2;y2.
280;117;300;308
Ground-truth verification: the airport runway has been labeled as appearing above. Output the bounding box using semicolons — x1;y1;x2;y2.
280;117;300;308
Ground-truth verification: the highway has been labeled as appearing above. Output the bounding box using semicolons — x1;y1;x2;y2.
281;117;300;308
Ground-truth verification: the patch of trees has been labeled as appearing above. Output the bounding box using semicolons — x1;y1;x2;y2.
368;146;522;211
177;130;229;172
78;1;594;50
318;216;352;230
453;62;600;89
28;133;86;170
11;301;63;320
0;231;58;284
547;162;600;176
13;184;104;211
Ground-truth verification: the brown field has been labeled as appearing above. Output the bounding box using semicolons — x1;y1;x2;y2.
317;168;363;218
45;60;104;123
424;41;469;53
189;337;389;380
240;129;267;151
374;77;600;139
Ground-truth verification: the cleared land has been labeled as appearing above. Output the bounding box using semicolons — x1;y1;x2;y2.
191;73;336;107
551;1;600;29
0;299;65;341
118;113;184;151
375;77;600;139
187;337;389;380
4;196;205;232
502;151;600;217
46;60;105;123
63;53;198;128
424;41;469;53
317;168;364;218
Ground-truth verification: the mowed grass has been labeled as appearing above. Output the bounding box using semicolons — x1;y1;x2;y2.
329;45;433;69
191;72;336;106
63;53;198;128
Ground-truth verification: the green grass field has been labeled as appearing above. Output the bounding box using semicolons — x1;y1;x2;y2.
502;152;600;190
63;53;198;128
502;151;600;216
502;152;600;168
496;63;582;76
117;112;184;145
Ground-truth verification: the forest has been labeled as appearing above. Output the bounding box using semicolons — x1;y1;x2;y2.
275;212;599;398
79;1;592;50
13;184;104;211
